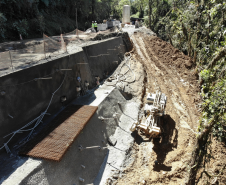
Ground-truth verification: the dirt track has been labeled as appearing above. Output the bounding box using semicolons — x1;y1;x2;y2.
114;32;202;184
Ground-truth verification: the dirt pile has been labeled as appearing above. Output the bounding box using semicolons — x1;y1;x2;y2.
113;31;202;184
148;36;198;86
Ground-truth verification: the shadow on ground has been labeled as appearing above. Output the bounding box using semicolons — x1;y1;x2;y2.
153;114;178;172
131;130;151;145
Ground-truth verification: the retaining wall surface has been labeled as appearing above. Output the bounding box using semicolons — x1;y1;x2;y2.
2;89;127;185
0;37;127;150
83;37;126;81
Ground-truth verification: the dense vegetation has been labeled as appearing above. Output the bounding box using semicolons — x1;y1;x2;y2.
0;0;150;41
154;1;226;184
0;0;160;41
142;0;226;184
146;0;226;184
0;0;127;41
1;0;226;183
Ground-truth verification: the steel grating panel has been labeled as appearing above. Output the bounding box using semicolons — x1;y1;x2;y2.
19;105;98;162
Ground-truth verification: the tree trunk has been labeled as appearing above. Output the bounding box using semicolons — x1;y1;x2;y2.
149;0;152;29
92;0;95;21
185;115;219;185
168;34;173;46
194;50;197;64
206;47;226;69
207;3;210;44
222;0;225;26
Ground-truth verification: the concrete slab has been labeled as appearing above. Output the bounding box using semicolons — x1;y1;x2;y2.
94;101;139;185
72;83;115;106
1;159;42;185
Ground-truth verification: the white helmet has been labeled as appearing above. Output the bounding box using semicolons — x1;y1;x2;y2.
95;21;97;23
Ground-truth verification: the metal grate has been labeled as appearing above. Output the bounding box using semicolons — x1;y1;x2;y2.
19;105;98;162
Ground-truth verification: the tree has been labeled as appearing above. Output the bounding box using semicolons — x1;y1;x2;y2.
149;0;152;29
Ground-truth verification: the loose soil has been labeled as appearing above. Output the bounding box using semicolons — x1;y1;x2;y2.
109;31;226;185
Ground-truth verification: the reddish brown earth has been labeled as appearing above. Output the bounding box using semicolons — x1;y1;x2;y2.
112;32;226;185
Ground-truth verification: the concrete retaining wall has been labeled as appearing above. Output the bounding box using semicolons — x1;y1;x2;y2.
23;89;127;185
0;37;127;150
83;37;126;81
2;88;128;185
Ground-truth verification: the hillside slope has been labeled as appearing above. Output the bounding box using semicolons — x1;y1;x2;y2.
113;31;226;185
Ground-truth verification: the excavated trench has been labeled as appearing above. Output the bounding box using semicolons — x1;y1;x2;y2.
113;30;201;185
0;27;207;185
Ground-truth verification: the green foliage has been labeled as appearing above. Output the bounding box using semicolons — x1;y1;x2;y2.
111;0;131;19
0;0;153;41
0;0;115;41
40;0;49;6
147;1;226;180
13;19;29;36
145;0;171;38
0;0;151;41
131;0;148;18
144;15;149;27
200;69;211;81
152;0;226;143
131;12;140;18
